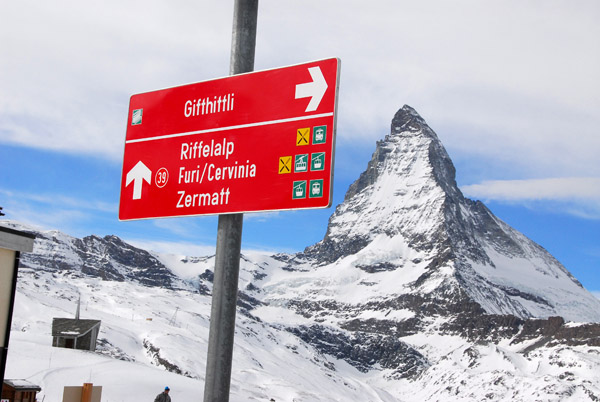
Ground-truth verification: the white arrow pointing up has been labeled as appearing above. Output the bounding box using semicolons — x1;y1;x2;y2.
295;66;328;112
126;161;152;200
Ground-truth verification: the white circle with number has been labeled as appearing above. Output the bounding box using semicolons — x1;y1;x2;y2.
155;167;169;188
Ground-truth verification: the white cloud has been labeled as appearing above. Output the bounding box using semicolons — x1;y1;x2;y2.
0;1;232;160
0;188;116;213
461;177;600;219
461;178;600;202
126;237;280;258
151;217;217;239
0;187;117;236
2;0;598;182
126;238;215;257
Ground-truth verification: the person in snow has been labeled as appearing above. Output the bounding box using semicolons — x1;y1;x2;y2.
154;386;171;402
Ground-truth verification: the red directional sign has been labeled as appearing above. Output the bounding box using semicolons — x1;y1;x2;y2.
119;58;340;220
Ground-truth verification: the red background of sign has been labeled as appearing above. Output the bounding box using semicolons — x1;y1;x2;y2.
119;58;339;220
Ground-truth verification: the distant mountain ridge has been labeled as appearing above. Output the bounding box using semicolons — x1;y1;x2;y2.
17;230;176;285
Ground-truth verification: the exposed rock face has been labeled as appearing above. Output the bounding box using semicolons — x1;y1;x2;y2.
13;227;180;289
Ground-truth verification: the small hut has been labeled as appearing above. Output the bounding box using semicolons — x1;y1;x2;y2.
51;297;100;352
1;379;41;402
51;318;101;351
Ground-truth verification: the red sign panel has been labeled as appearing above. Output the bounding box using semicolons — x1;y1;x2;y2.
119;58;340;220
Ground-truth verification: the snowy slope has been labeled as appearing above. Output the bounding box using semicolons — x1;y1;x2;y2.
6;251;600;401
8;268;396;402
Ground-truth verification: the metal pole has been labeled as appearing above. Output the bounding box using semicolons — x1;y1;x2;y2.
203;1;257;401
229;0;258;76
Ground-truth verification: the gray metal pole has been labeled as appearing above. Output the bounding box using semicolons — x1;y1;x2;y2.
203;214;244;402
229;0;258;76
203;1;257;401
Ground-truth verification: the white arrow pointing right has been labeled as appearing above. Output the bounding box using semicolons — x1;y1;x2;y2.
126;161;152;200
295;66;328;112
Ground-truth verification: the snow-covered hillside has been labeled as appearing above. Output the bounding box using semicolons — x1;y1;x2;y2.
6;249;600;401
8;267;396;402
3;105;600;401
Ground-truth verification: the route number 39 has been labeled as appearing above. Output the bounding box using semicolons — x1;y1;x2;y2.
155;167;169;188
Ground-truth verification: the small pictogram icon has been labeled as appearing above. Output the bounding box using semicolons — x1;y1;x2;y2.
295;154;308;172
297;127;310;146
313;125;326;144
293;181;307;199
132;109;143;125
279;156;292;174
309;179;324;198
311;152;325;171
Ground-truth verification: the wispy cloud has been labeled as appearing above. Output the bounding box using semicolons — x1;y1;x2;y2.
462;178;600;201
461;177;600;219
0;188;116;214
126;238;215;257
152;218;215;238
243;211;281;222
0;188;117;235
126;237;281;258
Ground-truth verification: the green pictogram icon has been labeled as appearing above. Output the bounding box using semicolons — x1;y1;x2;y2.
309;179;324;198
295;154;308;172
293;181;306;199
132;109;143;125
312;125;326;144
311;152;325;171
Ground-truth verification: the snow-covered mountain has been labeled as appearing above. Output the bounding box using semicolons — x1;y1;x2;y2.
302;105;599;323
3;105;600;401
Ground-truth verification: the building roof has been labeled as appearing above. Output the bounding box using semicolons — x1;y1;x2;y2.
3;379;42;392
0;225;35;252
51;318;101;337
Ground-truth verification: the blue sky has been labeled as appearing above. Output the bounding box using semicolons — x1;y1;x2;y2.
1;1;599;296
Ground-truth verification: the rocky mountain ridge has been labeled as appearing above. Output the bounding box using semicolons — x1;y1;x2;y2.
12;228;183;288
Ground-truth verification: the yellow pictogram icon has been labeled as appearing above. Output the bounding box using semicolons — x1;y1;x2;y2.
296;127;310;146
279;156;292;174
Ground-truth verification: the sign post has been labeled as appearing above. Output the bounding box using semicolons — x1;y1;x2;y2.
203;2;256;401
118;2;340;401
118;55;340;219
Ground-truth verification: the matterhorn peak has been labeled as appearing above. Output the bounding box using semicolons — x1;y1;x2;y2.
305;104;460;263
391;104;432;134
302;105;600;322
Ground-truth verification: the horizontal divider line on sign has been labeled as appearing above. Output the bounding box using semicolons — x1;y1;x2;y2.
126;112;334;144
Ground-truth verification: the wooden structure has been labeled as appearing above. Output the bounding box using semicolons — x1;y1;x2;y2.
0;226;35;391
51;318;101;352
1;379;41;402
62;383;102;402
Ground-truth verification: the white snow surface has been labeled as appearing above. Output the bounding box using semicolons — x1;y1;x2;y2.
6;258;600;402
